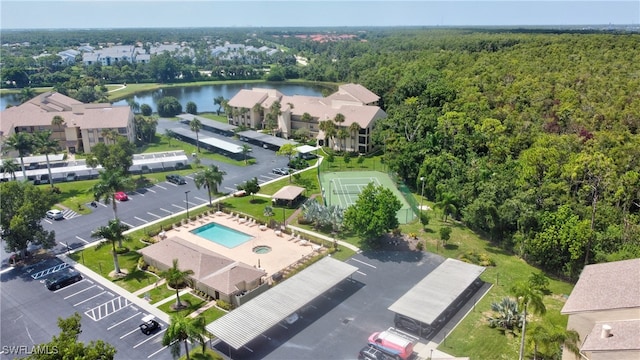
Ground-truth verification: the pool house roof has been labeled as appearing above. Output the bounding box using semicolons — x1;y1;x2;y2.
272;185;305;201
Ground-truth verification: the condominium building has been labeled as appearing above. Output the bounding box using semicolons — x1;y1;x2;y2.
226;83;386;153
1;92;135;154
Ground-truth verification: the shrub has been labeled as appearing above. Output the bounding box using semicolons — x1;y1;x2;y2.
416;241;424;251
216;299;232;311
137;257;148;271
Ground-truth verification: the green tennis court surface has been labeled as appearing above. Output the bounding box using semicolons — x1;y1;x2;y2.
320;171;416;224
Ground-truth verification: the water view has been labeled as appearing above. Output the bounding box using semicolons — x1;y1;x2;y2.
0;82;330;112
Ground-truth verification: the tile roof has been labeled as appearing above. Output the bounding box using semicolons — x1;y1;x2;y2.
226;89;268;108
337;83;380;104
562;258;640;314
272;185;305;201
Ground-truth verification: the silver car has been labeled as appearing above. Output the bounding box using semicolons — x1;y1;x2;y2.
46;209;64;220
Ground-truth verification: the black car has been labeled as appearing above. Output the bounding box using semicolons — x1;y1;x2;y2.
45;268;82;290
140;316;160;335
358;345;395;360
166;174;187;185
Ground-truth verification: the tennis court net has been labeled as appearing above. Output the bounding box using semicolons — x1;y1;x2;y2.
332;186;364;195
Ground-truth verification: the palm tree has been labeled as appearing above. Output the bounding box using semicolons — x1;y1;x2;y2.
337;128;349;152
160;259;194;310
162;314;205;360
213;95;225;115
2;159;19;181
91;169;133;226
333;112;345;128
164;128;175;146
512;281;547;360
318;120;336;149
189;118;202;153
126;99;141;114
33;131;59;188
263;206;274;226
349;122;361;152
193;165;226;208
241;144;252;165
528;322;580;360
90;219;128;275
101;128;119;145
51;115;65;146
19;87;35;103
252;102;263;124
4;132;34;179
435;192;458;221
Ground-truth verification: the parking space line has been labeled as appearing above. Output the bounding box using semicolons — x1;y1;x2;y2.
120;327;141;339
356;270;367;276
172;204;185;210
147;212;161;219
121;221;134;228
73;291;106;306
165;182;178;187
224;186;236;192
159;208;172;214
134;191;145;197
155;185;167;190
194;196;207;202
75;236;89;244
133;329;166;348
44;219;53;224
64;285;96;299
350;258;377;269
146;188;156;193
108;313;139;330
86;296;132;321
147;345;168;358
134;217;149;223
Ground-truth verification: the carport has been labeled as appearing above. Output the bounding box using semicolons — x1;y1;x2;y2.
169;128;243;155
206;256;358;350
271;185;305;207
388;258;485;338
178;114;237;136
236;130;297;150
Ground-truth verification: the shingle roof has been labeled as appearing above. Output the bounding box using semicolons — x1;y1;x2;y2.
562;258;640;314
138;237;264;295
0;92;130;136
581;320;640;352
337;83;380;104
272;185;305;201
227;89;269;108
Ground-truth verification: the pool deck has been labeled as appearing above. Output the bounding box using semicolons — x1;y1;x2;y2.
166;212;321;278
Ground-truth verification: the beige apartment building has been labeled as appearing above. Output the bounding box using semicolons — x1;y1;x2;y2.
227;83;386;153
1;92;135;154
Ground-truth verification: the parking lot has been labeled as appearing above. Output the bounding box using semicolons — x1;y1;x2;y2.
1;258;173;360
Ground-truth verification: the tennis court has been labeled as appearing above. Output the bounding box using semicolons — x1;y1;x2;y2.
320;171;417;224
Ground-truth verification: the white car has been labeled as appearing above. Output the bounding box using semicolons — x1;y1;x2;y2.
46;209;64;220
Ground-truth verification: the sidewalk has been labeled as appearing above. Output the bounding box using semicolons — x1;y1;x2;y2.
132;278;165;297
286;225;360;252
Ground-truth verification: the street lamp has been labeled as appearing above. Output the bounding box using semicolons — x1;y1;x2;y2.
419;177;426;211
185;190;191;220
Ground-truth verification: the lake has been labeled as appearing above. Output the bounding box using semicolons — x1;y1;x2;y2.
0;82;330;112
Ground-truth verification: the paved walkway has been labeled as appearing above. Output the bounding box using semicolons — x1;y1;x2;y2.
132;278;165;297
287;224;360;252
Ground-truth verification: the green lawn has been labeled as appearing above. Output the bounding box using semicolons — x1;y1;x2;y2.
157;292;206;315
138;281;175;305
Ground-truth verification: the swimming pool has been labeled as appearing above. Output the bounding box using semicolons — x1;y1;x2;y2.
190;223;253;248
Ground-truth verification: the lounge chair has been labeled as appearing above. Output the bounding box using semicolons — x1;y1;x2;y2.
227;212;235;219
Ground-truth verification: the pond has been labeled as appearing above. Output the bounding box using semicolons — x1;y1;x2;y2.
0;82;331;112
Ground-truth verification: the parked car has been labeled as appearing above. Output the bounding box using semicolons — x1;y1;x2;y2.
272;168;291;176
166;174;187;185
65;172;77;182
45;268;82;290
368;328;417;360
284;313;299;325
233;190;247;197
358;345;395;360
114;191;129;201
140;315;160;335
46;209;64;220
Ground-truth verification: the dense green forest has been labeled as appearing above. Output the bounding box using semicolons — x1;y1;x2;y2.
310;30;640;279
2;28;639;278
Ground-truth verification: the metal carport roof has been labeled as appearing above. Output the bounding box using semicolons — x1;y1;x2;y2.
387;258;485;326
178;114;237;132
206;256;358;350
236;130;297;148
170;128;243;153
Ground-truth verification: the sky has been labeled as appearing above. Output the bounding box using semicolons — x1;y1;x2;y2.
1;1;638;30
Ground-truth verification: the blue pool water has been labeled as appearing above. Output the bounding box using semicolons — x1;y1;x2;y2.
190;223;253;248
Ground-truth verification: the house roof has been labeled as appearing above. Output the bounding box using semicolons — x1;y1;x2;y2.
562;258;640;314
336;83;380;104
138;237;264;296
227;89;268;109
581;320;640;353
0;92;131;136
272;185;305;201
